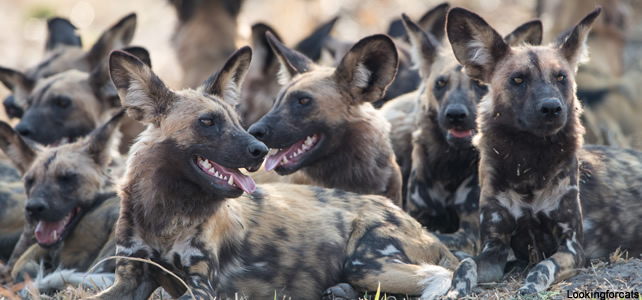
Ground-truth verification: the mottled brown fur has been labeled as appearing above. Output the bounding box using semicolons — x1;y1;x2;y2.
89;48;458;300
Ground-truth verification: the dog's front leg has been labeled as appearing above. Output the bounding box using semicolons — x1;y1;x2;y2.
447;198;516;298
175;262;217;300
88;258;158;300
519;188;584;294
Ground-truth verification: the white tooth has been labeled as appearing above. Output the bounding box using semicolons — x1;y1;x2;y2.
53;230;57;240
297;149;303;155
214;170;219;176
268;148;278;156
283;156;288;163
228;176;234;185
209;167;215;174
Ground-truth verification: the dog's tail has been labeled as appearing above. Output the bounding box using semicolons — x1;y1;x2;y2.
31;266;114;293
417;264;452;300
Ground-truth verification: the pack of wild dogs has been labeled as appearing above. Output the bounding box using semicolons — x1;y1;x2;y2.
0;1;641;299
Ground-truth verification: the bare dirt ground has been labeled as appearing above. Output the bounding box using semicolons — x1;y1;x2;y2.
0;0;640;299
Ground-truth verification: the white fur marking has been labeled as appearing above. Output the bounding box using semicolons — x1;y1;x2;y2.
352;62;372;89
377;244;400;256
417;264;452;300
491;212;501;223
276;64;291;85
453;176;474;205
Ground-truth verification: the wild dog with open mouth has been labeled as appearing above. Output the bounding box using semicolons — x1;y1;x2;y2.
0;111;124;293
88;48;458;299
13;47;150;149
240;17;338;128
402;13;543;257
248;33;404;205
445;7;600;296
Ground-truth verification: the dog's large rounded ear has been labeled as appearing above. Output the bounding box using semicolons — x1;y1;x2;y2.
334;34;398;104
388;3;449;42
45;17;82;52
556;7;602;71
86;13;137;68
446;7;509;82
504;20;543;46
250;23;281;75
109;50;174;126
417;2;450;41
0;121;37;175
91;46;152;108
84;109;125;166
295;16;338;62
0;67;34;118
266;31;314;84
402;13;440;79
199;46;252;106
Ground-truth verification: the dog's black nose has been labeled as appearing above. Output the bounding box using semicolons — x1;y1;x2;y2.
538;98;563;117
248;123;267;139
15;122;33;137
248;142;268;159
3;95;23;119
445;104;469;125
26;198;48;217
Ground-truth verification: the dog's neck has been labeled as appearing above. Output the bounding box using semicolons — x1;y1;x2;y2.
303;105;396;195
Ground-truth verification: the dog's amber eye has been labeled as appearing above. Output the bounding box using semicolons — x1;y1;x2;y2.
200;119;213;127
513;77;523;84
557;75;565;82
436;80;447;87
298;97;310;105
55;96;71;108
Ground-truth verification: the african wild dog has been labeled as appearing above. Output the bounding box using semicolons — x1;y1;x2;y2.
13;47;150;149
377;2;451;205
444;7;600;296
247;33;404;205
0;111;124;293
88;48;458;299
239;17;338;128
0;13;137;119
169;0;243;88
402;13;543;257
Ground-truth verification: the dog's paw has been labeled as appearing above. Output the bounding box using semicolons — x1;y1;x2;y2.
517;286;537;295
322;283;357;300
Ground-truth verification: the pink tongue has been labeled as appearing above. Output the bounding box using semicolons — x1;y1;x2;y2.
264;150;288;172
450;129;472;138
35;220;66;245
230;172;257;194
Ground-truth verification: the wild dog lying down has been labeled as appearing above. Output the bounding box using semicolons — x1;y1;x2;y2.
445;7;602;296
240;17;338;128
401;13;543;257
89;48;458;299
0;13;137;119
0;111;124;293
248;33;404;206
13;47;150;148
